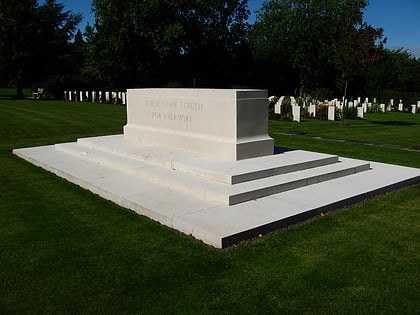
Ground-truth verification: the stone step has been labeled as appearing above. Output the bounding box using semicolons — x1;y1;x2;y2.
77;135;339;184
55;142;370;205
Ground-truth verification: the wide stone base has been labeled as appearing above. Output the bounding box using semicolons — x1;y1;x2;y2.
13;135;420;248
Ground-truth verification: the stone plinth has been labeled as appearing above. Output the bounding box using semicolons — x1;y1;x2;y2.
124;89;273;160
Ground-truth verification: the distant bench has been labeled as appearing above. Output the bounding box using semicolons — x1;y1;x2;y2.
32;88;44;99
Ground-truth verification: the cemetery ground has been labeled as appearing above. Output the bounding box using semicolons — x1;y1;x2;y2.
1;98;419;314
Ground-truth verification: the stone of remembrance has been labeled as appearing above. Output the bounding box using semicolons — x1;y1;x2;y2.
14;89;420;248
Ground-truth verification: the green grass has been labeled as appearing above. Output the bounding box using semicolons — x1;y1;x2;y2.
1;99;419;314
0;88;32;99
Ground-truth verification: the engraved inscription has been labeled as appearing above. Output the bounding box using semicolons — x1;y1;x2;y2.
145;98;203;123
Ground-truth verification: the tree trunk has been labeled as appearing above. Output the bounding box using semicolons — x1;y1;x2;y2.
341;79;348;125
16;81;24;99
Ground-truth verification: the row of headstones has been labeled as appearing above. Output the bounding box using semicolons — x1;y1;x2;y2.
64;91;127;105
272;96;420;122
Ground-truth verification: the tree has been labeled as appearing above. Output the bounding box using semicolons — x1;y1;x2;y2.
0;0;81;97
0;0;38;97
84;0;250;88
330;0;384;101
84;0;186;88
249;0;384;97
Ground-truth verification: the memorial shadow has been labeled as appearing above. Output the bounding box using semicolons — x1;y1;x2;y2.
274;146;296;154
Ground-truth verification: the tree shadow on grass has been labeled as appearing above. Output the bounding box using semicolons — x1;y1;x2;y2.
369;120;415;126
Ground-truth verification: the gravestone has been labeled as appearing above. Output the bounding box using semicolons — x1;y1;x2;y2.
411;105;417;114
328;106;335;121
357;107;364;119
122;92;126;105
309;104;316;117
292;105;300;122
398;100;403;111
362;103;368;113
274;96;284;114
380;104;386;112
125;89;274;160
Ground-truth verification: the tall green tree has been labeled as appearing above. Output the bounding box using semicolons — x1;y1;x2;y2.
331;0;384;100
0;0;81;97
0;0;38;97
84;0;185;88
84;0;249;88
250;0;384;97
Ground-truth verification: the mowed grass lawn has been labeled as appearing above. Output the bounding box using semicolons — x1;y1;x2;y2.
1;99;419;314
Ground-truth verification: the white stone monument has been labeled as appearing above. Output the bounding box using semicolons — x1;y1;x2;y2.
13;88;420;248
411;105;417;114
125;89;274;160
357;107;364;119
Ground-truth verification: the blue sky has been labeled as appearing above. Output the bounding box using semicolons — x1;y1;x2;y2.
57;0;420;58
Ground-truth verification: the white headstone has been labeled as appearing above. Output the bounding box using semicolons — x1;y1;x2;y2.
99;91;103;103
309;104;316;117
336;101;342;110
348;101;354;108
417;101;420;108
380;104;385;112
328;106;335;121
292;105;300;122
122;92;126;105
390;99;394;106
362;103;368;113
105;91;110;102
290;96;297;106
274;96;284;114
411;105;416;114
80;91;83;102
92;91;96;103
357;107;364;119
125;89;274;160
398;101;403;111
